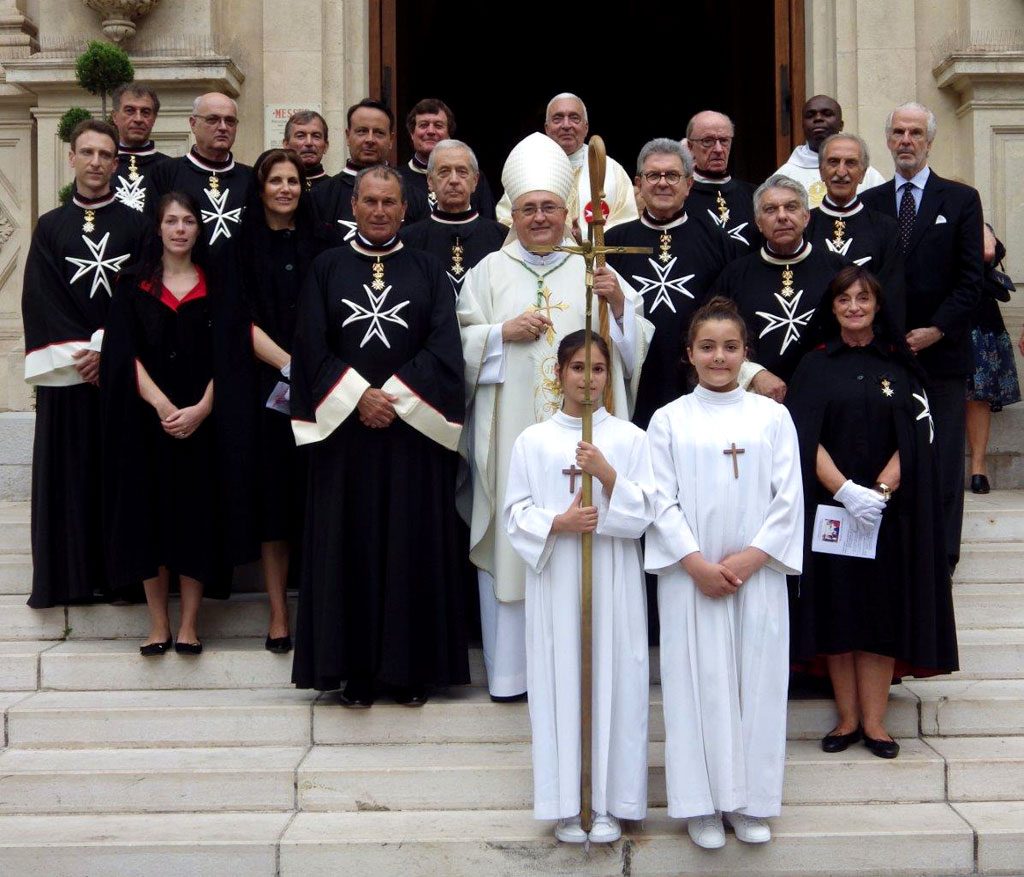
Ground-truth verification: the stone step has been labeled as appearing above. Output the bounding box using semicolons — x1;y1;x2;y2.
955;545;1024;583
961;491;1024;541
0;554;31;595
952;801;1024;875
277;804;975;876
925;736;1024;802
0;597;64;640
0;812;289;876
0;502;29;552
0;692;31;746
3;685;920;748
950;627;1024;678
0;412;33;504
0;746;305;814
905;679;1024;736
6;688;317;749
296;738;944;813
952;586;1024;628
0;641;51;690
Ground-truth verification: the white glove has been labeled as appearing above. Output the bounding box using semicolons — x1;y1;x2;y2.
280;361;291;380
833;479;886;526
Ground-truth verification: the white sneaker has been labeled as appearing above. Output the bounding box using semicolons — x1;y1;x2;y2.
724;811;772;843
554;816;588;844
588;813;621;843
687;812;725;849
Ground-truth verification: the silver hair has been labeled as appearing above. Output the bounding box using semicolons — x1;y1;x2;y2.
753;174;809;216
352;164;406;203
885;101;937;142
636;138;694;177
545;92;588;123
427;139;479;175
191;94;238;117
685;110;735;140
818;132;871;169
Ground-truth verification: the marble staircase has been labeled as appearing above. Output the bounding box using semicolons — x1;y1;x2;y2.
0;495;1023;875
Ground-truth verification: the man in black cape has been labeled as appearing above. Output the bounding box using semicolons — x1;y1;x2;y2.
21;119;151;607
399;98;496;222
282;110;331;190
290;164;468;707
110;82;169;215
401;139;505;297
806;132;905;328
714;175;846;395
149;92;252;257
606;137;735;428
684;110;761;251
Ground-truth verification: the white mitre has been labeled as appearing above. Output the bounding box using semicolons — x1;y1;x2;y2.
501;132;574;203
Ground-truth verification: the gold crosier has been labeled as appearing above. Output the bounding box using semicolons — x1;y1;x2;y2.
527;135;651;834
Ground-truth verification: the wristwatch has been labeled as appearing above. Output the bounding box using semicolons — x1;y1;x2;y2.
874;482;893;501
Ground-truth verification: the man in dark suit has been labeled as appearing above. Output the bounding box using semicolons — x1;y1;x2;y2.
862;101;983;571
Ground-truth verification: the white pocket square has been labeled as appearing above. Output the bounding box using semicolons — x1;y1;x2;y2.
935;214;947;224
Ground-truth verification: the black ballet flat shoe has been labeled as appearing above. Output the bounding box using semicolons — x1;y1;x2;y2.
139;638;173;657
971;474;991;495
264;634;293;654
821;726;862;753
339;680;375;709
174;640;203;656
490;691;527;703
863;734;900;759
393;687;429;707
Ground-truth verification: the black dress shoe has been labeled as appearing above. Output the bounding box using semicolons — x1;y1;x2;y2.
821;726;862;753
490;691;527;703
393;687;429;707
174;640;203;655
339;680;375;709
971;474;991;494
139;638;172;657
264;634;292;654
863;734;900;759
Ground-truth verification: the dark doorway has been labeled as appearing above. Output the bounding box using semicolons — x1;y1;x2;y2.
377;0;797;193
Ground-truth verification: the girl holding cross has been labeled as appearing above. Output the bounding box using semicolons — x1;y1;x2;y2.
646;296;804;849
503;330;655;845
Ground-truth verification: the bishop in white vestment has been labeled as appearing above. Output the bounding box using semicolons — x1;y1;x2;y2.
505;407;654;821
645;385;803;819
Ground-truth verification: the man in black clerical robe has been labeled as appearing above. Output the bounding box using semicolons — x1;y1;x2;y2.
110;83;169;214
806;132;905;328
715;175;846;388
399;98;496;222
21;119;150;608
684;110;761;251
282;110;331;191
149;92;252;257
312;98;427;241
606;137;733;428
290;165;468;707
401;139;505;297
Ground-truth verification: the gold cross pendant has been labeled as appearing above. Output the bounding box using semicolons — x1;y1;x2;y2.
371;257;385;291
82;209;96;234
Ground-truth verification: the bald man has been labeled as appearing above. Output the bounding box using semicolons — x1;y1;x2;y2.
149;92;253;255
776;95;886;208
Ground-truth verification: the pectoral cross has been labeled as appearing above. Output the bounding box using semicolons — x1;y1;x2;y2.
562;463;583;493
526;286;570;345
723;442;745;478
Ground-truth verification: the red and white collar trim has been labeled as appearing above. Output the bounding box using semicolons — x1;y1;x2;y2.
641;209;688;231
186;150;235;174
72;192;117;210
119;141;158;157
760;240;813;266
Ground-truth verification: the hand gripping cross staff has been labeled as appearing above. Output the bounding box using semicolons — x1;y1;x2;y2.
528;135;650;833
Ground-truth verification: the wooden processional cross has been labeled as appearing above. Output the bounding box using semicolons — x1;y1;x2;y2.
528;136;651;833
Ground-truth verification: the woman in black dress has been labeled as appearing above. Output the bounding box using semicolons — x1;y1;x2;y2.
240;148;340;653
787;265;958;759
102;192;256;655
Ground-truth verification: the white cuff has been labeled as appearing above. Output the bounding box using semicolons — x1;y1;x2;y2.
381;375;462;451
739;359;765;390
24;339;92;387
478;324;507;384
607;307;637;377
291;367;370;445
88;328;104;352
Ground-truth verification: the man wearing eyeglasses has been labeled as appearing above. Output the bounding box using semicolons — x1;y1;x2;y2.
149;92;253;255
775;95;886;208
401;139;505;297
110;83;168;214
458;132;652;704
605;138;734;428
684;110;760;251
495;93;638;239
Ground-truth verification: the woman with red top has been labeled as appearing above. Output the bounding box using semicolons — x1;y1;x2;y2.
101;191;257;656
